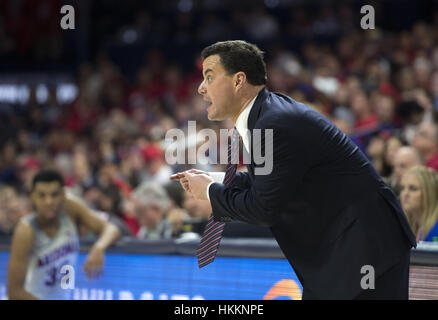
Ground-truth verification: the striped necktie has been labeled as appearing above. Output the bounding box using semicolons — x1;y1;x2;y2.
197;127;240;268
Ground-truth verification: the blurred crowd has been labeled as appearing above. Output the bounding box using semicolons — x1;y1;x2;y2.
1;1;438;242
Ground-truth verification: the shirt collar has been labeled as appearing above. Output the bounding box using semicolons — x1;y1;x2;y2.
235;94;258;151
235;95;258;136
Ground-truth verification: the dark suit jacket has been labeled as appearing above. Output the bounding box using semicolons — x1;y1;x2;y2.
209;88;417;299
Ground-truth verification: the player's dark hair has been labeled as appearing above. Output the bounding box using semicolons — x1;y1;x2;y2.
201;40;267;85
32;169;64;190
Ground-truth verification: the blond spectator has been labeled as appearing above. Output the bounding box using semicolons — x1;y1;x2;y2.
400;166;438;242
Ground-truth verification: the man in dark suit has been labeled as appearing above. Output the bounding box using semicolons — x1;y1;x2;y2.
171;40;416;299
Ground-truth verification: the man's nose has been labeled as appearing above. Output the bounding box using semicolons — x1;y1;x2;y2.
198;80;206;95
45;197;54;206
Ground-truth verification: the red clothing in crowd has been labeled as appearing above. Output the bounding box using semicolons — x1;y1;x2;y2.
354;114;379;130
123;215;140;236
427;153;438;172
63;102;99;133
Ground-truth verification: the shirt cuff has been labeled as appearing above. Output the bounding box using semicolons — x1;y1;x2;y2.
206;172;225;203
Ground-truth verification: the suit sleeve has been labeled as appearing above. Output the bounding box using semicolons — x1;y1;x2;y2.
232;171;251;190
209;118;311;226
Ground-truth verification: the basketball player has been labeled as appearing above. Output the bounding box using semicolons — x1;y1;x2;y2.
7;169;121;300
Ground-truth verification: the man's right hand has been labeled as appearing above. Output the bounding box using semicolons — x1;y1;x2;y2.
170;169;210;194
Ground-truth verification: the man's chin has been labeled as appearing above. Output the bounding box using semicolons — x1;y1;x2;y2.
207;111;224;121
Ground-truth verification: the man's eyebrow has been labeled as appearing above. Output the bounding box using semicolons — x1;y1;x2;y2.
203;69;213;76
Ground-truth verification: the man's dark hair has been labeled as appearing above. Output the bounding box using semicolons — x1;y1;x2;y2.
32;169;64;190
201;40;267;85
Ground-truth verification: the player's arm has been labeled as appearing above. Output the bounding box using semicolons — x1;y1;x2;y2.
64;195;121;278
7;220;39;300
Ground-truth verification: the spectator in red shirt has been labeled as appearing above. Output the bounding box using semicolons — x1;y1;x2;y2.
412;122;438;172
351;90;379;131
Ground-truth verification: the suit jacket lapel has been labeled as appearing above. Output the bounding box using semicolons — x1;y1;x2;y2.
247;87;269;131
246;87;269;176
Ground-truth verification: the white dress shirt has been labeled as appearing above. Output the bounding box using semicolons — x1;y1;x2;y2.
206;94;258;201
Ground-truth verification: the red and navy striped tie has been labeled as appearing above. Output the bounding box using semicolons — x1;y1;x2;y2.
197;127;240;268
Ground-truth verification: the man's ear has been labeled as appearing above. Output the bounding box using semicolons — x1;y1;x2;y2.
233;72;246;90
